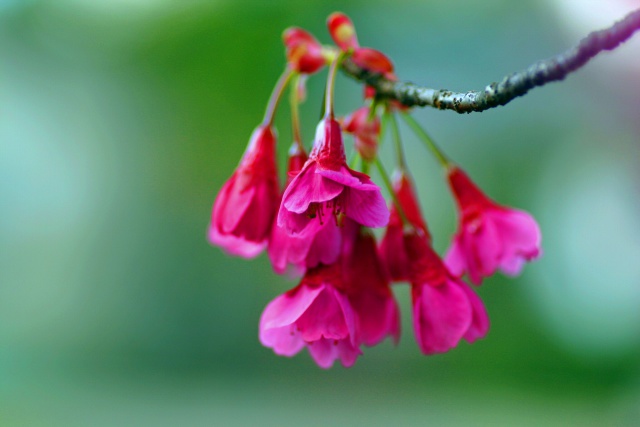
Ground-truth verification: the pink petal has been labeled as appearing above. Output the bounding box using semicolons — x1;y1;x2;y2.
454;279;490;343
379;224;410;282
208;224;266;258
229;181;277;242
490;209;542;275
260;324;306;357
460;217;502;284
268;222;312;274
281;162;343;214
333;287;359;346
443;237;466;279
260;285;324;332
316;167;365;187
304;220;342;268
307;338;361;369
352;291;400;346
412;279;472;354
343;185;390;228
212;174;252;234
317;167;389;227
296;286;352;342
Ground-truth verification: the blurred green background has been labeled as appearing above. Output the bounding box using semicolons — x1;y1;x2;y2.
2;0;640;426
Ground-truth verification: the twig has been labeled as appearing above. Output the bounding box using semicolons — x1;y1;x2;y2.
341;8;640;114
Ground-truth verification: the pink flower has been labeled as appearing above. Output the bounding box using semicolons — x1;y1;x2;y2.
208;125;279;258
268;144;344;275
379;172;430;282
341;107;381;161
444;166;542;285
277;118;389;240
377;170;488;354
342;227;400;346
405;233;489;355
259;262;361;369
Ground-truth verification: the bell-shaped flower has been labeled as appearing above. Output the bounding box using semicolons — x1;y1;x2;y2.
444;166;542;285
268;143;342;275
405;233;490;355
208;125;279;258
379;171;429;282
259;262;361;369
277;118;389;246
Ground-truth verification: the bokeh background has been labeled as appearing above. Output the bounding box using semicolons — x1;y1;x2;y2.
2;0;640;426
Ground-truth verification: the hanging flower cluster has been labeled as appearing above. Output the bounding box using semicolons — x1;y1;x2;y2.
208;12;542;368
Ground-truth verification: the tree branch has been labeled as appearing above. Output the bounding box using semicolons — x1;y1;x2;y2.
341;8;640;114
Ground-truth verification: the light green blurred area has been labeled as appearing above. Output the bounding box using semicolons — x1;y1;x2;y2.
1;0;640;426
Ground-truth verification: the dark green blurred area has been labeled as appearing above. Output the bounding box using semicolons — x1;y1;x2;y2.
2;1;640;426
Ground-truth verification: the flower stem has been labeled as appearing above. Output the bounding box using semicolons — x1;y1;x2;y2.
324;52;346;119
388;111;407;172
374;157;409;226
401;113;450;168
263;68;295;126
289;73;304;150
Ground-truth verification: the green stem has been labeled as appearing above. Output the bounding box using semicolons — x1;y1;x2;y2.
324;52;346;119
374;157;409;226
262;68;295;126
348;152;360;170
388;112;407;172
289;73;304;150
401;113;450;168
361;159;370;175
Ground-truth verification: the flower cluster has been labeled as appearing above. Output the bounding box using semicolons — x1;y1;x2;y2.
208;12;542;368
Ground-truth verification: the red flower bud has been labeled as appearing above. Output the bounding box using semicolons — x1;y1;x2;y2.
283;27;327;74
351;48;394;74
327;12;359;51
341;107;381;161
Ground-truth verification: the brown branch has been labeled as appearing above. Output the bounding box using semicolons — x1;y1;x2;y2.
341;8;640;114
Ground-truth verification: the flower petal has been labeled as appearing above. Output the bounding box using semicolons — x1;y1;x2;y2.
260;285;324;332
454;279;490;343
491;208;542;275
307;338;361;369
412;279;472;354
282;162;343;214
296;286;351;342
208;224;266;258
304;220;342;268
444;237;466;279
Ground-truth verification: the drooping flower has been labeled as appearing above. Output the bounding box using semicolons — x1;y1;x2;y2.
277;117;389;241
259;262;361;369
208;125;279;258
379;171;430;282
405;233;489;355
268;144;342;275
342;227;400;346
341;106;381;161
378;170;488;353
444;166;542;285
